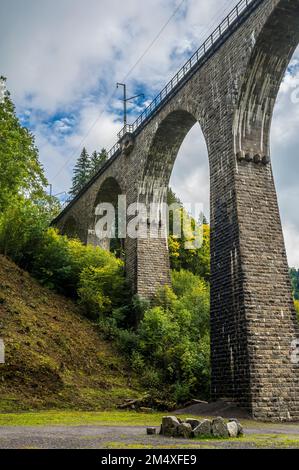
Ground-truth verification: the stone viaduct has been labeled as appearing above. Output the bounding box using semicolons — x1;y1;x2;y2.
53;0;299;421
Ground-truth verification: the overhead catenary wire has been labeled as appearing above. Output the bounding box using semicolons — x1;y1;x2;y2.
52;0;187;183
51;0;240;192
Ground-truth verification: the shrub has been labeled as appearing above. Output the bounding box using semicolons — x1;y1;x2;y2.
31;228;126;302
123;271;211;403
0;197;50;269
0;203;127;321
78;261;125;319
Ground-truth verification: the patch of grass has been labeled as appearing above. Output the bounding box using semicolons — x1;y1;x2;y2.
0;255;143;412
0;410;166;427
233;434;299;448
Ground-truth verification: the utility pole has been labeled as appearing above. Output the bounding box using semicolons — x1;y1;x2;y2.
48;185;69;199
116;83;144;128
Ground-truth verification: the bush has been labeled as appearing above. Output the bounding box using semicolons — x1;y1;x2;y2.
0;202;127;320
0;197;50;269
117;270;211;403
295;300;299;323
78;262;126;319
0;195;211;404
32;228;126;301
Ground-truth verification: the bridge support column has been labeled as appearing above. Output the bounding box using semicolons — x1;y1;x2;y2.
209;124;299;420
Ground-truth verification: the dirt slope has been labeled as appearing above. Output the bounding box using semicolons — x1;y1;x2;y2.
0;255;140;412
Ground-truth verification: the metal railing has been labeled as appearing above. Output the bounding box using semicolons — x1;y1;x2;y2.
107;141;121;160
117;0;257;140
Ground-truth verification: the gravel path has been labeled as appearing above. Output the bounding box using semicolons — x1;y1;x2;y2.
0;423;299;449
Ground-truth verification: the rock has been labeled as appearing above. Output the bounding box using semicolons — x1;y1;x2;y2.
160;416;181;436
177;423;193;439
227;421;238;438
193;419;212;437
229;419;244;436
186;418;201;430
212;417;229;438
147;427;157;435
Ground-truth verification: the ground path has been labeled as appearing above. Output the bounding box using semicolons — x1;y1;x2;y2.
1;422;299;449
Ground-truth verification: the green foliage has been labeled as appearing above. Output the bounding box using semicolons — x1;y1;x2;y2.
0;197;58;269
0;200;126;318
90;148;108;177
31;228;126;304
289;269;299;322
290;268;299;300
111;271;210;404
78;261;126;319
0;78;48;212
70;147;108;197
70;147;91;197
167;189;210;281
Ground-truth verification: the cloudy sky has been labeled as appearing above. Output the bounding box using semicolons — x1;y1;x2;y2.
1;0;299;266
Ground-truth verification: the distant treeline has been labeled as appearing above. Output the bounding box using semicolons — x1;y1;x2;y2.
290;268;299;300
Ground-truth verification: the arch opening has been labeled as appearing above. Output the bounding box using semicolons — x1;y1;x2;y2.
138;108;210;296
169;120;210;279
142;110;210;209
271;46;299;273
88;177;124;258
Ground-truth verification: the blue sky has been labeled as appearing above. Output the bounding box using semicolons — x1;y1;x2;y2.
1;0;299;266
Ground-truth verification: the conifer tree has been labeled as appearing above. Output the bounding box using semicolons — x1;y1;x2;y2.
70;147;91;197
90;148;108;176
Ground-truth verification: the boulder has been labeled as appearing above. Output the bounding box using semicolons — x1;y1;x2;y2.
193;419;212;437
186;418;201;430
229;419;244;436
212;417;229;438
160;416;181;436
227;421;238;438
177;423;193;439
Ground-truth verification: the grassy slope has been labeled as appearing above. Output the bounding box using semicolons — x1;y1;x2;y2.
0;255;141;412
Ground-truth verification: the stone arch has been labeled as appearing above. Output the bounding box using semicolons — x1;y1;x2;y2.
136;108;210;297
140;109;209;203
88;177;124;256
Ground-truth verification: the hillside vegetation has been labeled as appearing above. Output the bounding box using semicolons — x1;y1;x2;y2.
1;78;297;415
0;255;141;412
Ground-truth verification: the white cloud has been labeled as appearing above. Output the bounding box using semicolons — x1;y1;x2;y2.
283;224;299;268
170;123;209;218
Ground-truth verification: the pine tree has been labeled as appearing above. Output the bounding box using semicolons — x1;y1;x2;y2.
90;148;108;176
70;147;91;197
